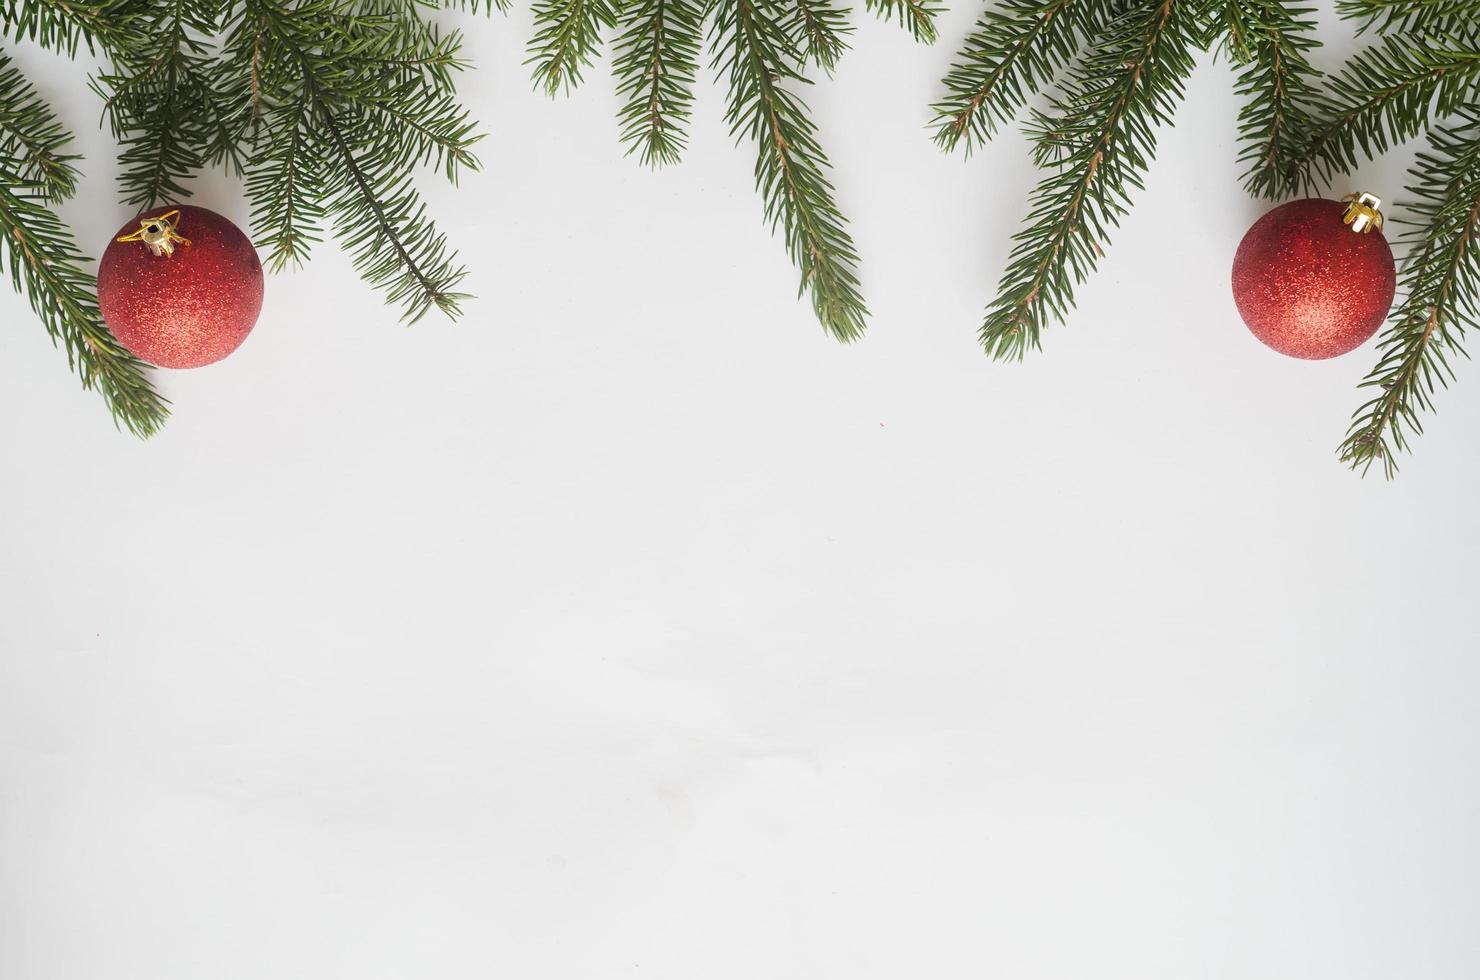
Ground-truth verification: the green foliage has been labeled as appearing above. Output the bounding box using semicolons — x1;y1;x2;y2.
0;0;137;53
712;0;868;341
1338;112;1480;476
527;0;618;95
931;0;1107;153
3;0;483;434
0;53;74;199
936;0;1480;474
978;0;1201;359
542;0;882;340
612;0;706;164
7;0;1472;471
1337;0;1474;36
221;0;481;321
1289;30;1480;193
864;0;940;44
4;0;904;436
1268;19;1480;474
0;52;168;435
93;0;241;209
1221;0;1321;198
790;0;852;69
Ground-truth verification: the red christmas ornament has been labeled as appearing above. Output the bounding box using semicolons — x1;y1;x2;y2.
1231;194;1396;360
98;205;264;368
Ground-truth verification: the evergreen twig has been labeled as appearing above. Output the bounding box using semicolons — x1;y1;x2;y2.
1336;0;1474;36
791;0;850;69
1221;0;1321;199
931;0;1106;153
0;0;137;53
5;0;900;434
93;0;242;209
865;0;940;44
0;53;167;435
244;97;323;270
979;0;1199;358
527;0;618;95
226;0;479;321
1287;30;1480;191
612;0;706;164
711;0;868;341
1339;111;1480;477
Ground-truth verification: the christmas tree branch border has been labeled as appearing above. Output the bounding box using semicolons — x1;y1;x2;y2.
3;0;1480;478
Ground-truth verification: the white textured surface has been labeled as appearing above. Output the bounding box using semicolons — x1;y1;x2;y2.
3;6;1479;979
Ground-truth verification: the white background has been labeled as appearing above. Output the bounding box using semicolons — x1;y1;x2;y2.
3;4;1479;978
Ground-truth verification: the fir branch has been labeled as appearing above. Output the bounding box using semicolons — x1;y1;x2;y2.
1336;0;1474;36
527;0;618;95
931;0;1108;153
317;107;470;321
441;0;509;13
711;0;868;341
0;54;166;436
865;0;939;44
320;6;482;179
1221;0;1322;199
1288;31;1480;191
791;0;849;69
332;1;473;89
93;0;242;209
980;0;1198;359
0;0;138;53
1339;112;1480;477
354;79;482;182
244;96;324;269
0;52;77;198
234;0;478;320
611;0;707;165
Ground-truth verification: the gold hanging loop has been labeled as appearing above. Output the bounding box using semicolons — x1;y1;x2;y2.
116;209;192;257
1341;192;1385;235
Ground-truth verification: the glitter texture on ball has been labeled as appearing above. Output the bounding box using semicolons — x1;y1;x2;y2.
1231;197;1396;360
99;205;265;369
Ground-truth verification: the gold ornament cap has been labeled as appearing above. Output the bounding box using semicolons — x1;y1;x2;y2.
1342;192;1384;234
117;209;192;257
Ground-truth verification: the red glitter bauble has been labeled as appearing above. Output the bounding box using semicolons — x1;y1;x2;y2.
98;205;264;369
1231;197;1396;360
